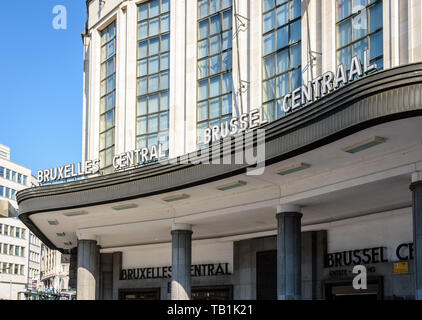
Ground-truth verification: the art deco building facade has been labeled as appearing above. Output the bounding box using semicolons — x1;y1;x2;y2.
17;0;422;300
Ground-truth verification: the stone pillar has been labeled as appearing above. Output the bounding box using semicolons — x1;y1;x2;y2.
68;247;78;291
171;224;192;300
77;239;99;300
276;205;303;300
411;172;422;300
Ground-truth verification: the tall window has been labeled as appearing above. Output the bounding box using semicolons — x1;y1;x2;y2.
263;0;301;121
99;22;117;172
197;0;233;146
136;0;170;157
336;0;383;71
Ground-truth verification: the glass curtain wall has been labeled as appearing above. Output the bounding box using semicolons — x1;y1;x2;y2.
262;0;302;121
197;0;233;146
99;22;117;172
336;0;383;71
136;0;170;157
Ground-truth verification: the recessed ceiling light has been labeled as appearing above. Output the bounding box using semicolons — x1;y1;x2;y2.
112;203;139;211
216;180;247;191
342;136;386;154
162;194;190;202
63;211;88;217
48;220;59;226
56;232;66;237
276;163;311;175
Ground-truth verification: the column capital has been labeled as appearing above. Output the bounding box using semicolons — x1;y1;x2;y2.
277;204;302;214
76;230;99;243
171;223;192;232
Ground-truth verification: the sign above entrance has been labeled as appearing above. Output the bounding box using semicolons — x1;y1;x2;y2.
120;263;231;280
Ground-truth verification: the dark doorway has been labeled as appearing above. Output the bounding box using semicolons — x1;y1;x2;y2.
324;278;383;300
256;250;277;300
118;288;160;300
191;286;233;300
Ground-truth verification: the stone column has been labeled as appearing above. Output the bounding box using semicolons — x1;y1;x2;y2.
68;247;78;291
77;239;99;300
411;172;422;300
276;205;303;300
171;224;192;300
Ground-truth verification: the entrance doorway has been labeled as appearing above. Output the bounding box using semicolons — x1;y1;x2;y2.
256;250;277;300
191;286;233;300
118;288;160;300
324;278;383;300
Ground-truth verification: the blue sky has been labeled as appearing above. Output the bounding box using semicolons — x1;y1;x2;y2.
0;1;86;174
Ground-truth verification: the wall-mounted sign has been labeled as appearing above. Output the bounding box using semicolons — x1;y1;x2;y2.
326;243;414;268
37;160;100;184
204;107;268;144
37;144;165;184
120;263;231;280
393;262;409;274
282;50;377;113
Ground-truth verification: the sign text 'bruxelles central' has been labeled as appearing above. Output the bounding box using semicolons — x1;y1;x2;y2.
37;144;165;184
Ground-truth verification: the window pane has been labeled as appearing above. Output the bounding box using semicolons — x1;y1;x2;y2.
264;55;276;79
161;53;169;71
210;0;221;14
276;73;289;98
199;20;209;40
276;4;289;27
149;94;159;113
222;94;232;115
210;76;221;97
277;49;289;73
149;74;159;92
149;18;160;36
161;34;170;52
209;97;221;119
277;26;288;49
162;0;170;13
338;19;351;47
290;43;301;68
337;0;351;21
210;35;221;55
290;0;301;20
199;0;209;19
263;78;275;102
352;38;368;64
370;30;383;60
222;51;232;71
369;2;382;32
291;68;302;90
263;102;275;122
138;78;148;95
160;112;169;130
264;0;275;12
210;15;222;34
139;21;148;40
338;46;352;69
149;37;160;55
160;72;169;90
289;20;301;44
222;72;232;93
264;32;275;55
222;10;232;30
209;55;221;75
138;59;148;77
149;56;159;73
160;92;169;111
222;31;232;50
198;59;209;78
161;14;170;33
148;114;159;133
198;101;209;121
199;39;209;58
199;80;209;100
150;0;160;17
352;10;367;40
264;11;275;33
139;3;148;20
353;0;366;13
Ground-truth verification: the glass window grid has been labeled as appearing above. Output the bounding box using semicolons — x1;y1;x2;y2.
99;22;117;171
336;0;383;70
136;0;170;158
197;0;233;146
262;0;302;123
0;167;27;186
